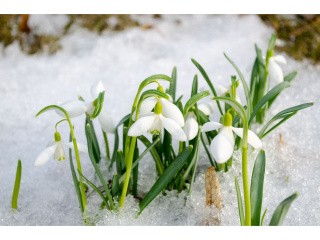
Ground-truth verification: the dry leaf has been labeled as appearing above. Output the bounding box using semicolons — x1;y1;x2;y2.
205;166;222;209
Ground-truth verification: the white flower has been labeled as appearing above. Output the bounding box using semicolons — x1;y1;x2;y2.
34;132;88;166
268;55;287;84
184;112;199;141
202;112;262;164
57;80;115;133
128;98;187;141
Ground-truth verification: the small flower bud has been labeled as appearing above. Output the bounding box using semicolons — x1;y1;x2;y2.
154;100;163;114
54;131;62;142
223;112;233;126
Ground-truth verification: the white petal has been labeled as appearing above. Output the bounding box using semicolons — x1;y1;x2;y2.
184;113;199;140
161;98;185;127
272;55;287;65
98;110;116;133
269;58;284;83
57;101;87;118
210;127;235;164
141;97;157;115
66;142;88;154
34;144;57;166
231;127;263;149
128;115;156;136
54;141;66;161
149;114;162;133
202;121;222;132
161;115;187;141
91;80;106;98
217;85;228;96
198;101;215;116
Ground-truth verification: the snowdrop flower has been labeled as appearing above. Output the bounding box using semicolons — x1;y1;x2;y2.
184;112;199;141
57;80;115;133
268;55;287;83
202;112;262;164
128;98;187;141
34;131;88;166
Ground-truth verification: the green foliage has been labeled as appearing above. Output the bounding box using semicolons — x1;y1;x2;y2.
11;160;22;210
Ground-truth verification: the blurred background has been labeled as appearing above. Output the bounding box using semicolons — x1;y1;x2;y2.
0;14;319;63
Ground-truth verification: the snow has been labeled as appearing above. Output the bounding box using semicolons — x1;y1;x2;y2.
0;15;319;226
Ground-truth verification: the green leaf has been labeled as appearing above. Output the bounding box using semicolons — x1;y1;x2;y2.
111;174;120;196
191;58;223;115
138;136;164;175
139;146;193;214
261;208;268;226
269;192;298;226
11;159;22;210
86;124;114;209
224;53;252;115
184;91;210;115
235;177;245;226
111;114;130;167
78;171;110;210
250;150;266;226
267;34;277;56
68;133;84;212
212;96;247;123
119;138;160;184
169;67;177;101
90;91;105;119
284;71;297;83
249;81;290;125
259;102;313;138
191;75;198;96
85;117;101;163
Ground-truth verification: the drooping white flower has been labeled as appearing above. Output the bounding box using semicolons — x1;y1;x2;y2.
202;112;262;164
57;80;115;133
128;98;187;141
183;112;199;141
34;132;88;166
268;55;287;84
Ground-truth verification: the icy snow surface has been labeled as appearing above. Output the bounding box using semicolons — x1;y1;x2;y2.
0;15;319;226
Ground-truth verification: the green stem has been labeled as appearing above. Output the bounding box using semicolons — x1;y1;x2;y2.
242;123;251;226
119;137;137;207
102;131;110;160
67;117;87;210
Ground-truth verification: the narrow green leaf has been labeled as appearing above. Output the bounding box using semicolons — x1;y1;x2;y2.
261;208;268;226
111;114;130;167
235;177;245;226
139;146;193;214
85;117;101;163
259;103;313;138
267;34;277;56
269;192;298;226
249;81;290;125
86;124;114;209
250;150;266;226
191;75;198;96
68;133;84;212
119;138;160;184
191;58;223;115
11;160;22;210
111;174;120;196
224;53;252;115
184;90;210;115
169;67;177;101
132;145;139;197
90;91;105;118
78;171;110;210
138;136;164;175
284;71;297;83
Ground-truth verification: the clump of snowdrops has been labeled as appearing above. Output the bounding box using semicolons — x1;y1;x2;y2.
34;35;312;226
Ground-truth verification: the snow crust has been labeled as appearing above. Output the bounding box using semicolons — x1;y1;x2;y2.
0;15;318;225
